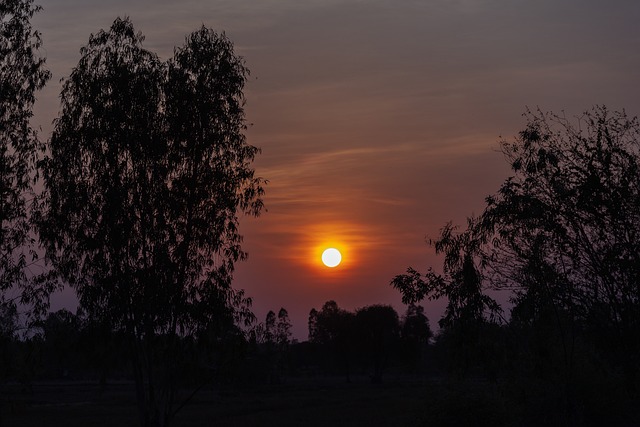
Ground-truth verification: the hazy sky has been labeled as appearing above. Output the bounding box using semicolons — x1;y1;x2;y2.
34;0;640;338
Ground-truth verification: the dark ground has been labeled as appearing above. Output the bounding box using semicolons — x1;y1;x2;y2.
2;376;639;427
1;377;463;427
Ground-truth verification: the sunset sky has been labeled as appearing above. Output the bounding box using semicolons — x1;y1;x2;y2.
34;0;640;339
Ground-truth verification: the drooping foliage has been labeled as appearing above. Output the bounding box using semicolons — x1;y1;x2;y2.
0;0;50;318
391;218;502;330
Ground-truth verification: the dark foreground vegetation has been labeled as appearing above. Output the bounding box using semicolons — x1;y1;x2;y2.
2;298;640;426
2;1;640;426
8;378;638;427
0;379;524;427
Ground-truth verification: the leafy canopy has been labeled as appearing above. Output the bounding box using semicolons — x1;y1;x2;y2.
0;0;51;318
38;18;264;337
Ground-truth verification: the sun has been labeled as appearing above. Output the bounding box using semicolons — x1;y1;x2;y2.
321;248;342;268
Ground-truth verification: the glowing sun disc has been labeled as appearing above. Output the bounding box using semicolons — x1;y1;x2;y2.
321;248;342;268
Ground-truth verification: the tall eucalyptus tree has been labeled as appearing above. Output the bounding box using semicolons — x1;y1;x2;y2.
38;18;264;427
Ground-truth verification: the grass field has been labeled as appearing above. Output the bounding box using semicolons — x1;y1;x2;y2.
3;376;639;426
2;377;441;427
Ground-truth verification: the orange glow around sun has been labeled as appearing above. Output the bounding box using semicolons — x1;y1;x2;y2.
305;224;354;273
286;221;374;277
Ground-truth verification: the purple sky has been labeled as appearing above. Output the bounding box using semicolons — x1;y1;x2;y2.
33;0;640;339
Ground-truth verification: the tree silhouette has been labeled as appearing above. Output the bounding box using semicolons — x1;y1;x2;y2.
0;0;51;320
0;302;19;384
392;106;640;421
355;304;400;383
401;304;432;344
37;17;263;427
39;309;80;378
481;106;640;405
391;220;502;376
276;308;292;347
391;220;501;327
400;304;432;371
311;301;357;381
307;308;318;342
264;310;276;344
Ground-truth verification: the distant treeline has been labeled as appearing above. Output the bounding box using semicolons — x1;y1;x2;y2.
1;302;433;386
